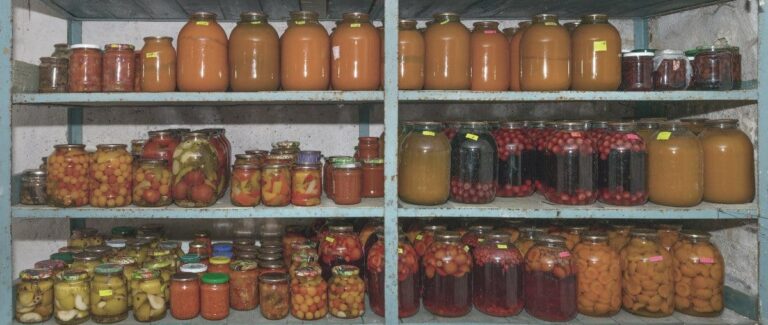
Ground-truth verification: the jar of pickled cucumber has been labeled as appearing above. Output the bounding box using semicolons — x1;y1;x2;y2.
573;232;621;317
671;230;724;316
620;229;674;317
328;265;365;318
16;269;54;323
130;268;167;322
90;264;128;323
290;266;328;320
54;269;90;325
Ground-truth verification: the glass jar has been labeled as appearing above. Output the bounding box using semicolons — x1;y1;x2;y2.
71;252;102;279
172;132;220;207
528;121;550;192
356;137;380;161
20;169;47;205
102;44;134;92
68;44;102;92
424;12;471;90
125;239;151;265
16;269;54;323
360;159;384;198
259;273;290;320
282;226;308;263
524;235;577;321
542;122;597;205
494;122;534;197
653;50;690;90
200;273;230;320
132;159;172;207
319;225;363;280
597;122;647;206
692;46;733;90
620;229;674;317
332;163;362;205
331;12;380;90
51;252;75;266
461;224;493;250
412;224;446;257
140;36;176;92
621;50;655;91
571;14;621;90
259;260;288;276
39;57;68;93
198;129;230;198
399;122;451;205
608;225;633;253
573;232;621;317
473;232;524;316
177;12;228;91
291;266;328;320
657;224;682;251
289;248;320;278
450;122;498;203
281;11;330;90
54;269;90;325
169;272;199;320
180;263;208;275
90;264;128;323
207;256;231;275
636;120;661;143
509;21;530;90
142;130;180;165
324;156;353;199
261;163;291;206
110;226;137;240
671;230;724;316
69;228;104;248
105;256;136;308
520;14;571;90
398;19;425;89
129;268;166;322
328;265;365;318
47;144;89;207
366;234;419;317
229;12;280;91
550;226;587;251
90;144;132;207
291;163;322;206
422;231;471;317
470;21;509;91
648;123;703;207
230;163;262;207
700;119;754;203
229;260;259;310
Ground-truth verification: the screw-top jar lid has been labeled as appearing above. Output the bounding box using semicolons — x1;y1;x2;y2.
50;252;74;264
70;44;101;50
260;272;289;283
473;21;500;29
158;240;181;250
500;121;526;129
202;272;230;284
213;242;233;252
94;263;124;275
20;268;53;280
332;265;360;277
484;231;511;243
258;246;283;254
74;251;102;261
631;228;658;236
535;234;566;244
104;43;135;51
705;119;739;128
399;19;417;29
230;260;258;272
581;231;608;241
258;253;282;262
623;49;656;57
172;272;199;282
295;265;321;278
433;12;461;21
59;269;89;282
54;144;86;150
363;158;384;165
132;267;160;280
680;229;712;240
342;12;370;21
233;238;256;246
210;256;231;265
533;13;559;22
85;245;112;255
332;162;361;169
22;169;46;178
180;263;208;273
96;144;127;150
180;254;201;264
34;259;66;271
434;231;462;241
235;244;259;253
581;13;609;23
59;246;83;254
108;256;136;266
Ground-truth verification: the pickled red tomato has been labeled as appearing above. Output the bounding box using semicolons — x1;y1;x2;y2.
319;230;363;280
542;126;598;205
422;234;472;317
473;241;524;317
133;160;172;207
597;127;648;206
494;125;535;197
366;239;420;318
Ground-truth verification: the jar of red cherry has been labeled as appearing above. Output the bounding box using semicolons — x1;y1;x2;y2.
450;121;498;204
366;233;420;317
653;49;690;90
412;224;447;257
588;121;609;146
461;224;493;251
524;235;577;322
472;231;523;317
597;122;647;206
526;121;550;192
422;231;472;317
319;224;363;280
542;121;597;205
494;121;534;197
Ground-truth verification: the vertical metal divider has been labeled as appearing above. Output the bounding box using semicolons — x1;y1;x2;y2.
1;0;13;319
67;19;86;231
757;5;768;324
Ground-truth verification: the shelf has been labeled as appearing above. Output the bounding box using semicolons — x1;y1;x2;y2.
399;89;758;103
12;92;384;106
398;195;758;219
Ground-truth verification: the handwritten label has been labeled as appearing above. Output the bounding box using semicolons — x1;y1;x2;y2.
145;52;158;58
99;289;113;297
325;236;335;243
398;248;404;254
465;133;479;141
415;234;423;241
656;131;672;141
350;23;361;28
294;20;306;25
699;257;715;264
593;40;607;52
648;255;664;262
422;131;436;136
196;21;209;26
463;245;470;252
497;244;508;249
558;251;571;258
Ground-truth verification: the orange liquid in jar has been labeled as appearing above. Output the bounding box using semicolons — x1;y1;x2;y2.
424;13;470;90
177;12;229;92
141;36;176;92
281;11;330;90
470;21;509;91
509;22;529;91
399;19;425;90
229;12;280;91
520;14;571;91
700;120;755;203
331;12;381;90
571;14;621;91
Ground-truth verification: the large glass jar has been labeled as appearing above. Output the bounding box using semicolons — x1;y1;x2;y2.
231;163;261;207
331;12;380;90
413;224;447;257
328;265;365;318
597;122;647;206
280;11;330;90
422;231;472;317
20;169;47;205
133;159;172;207
140;36;176;92
170;272;199;320
171;132;220;207
470;21;509;91
47;144;89;207
473;232;524;316
54;269;90;325
424;12;470;90
199;129;230;198
542;122;597;205
621;50;655;91
653;50;690;90
259;273;290;320
528;121;551;192
620;229;674;317
200;273;230;320
229;12;280;91
571;14;621;91
700;119;754;203
290;266;328;320
229;260;259;311
332;163;362;205
39;57;68;93
692;46;733;90
16;269;54;323
509;21;530;90
361;159;384;198
524;235;577;322
102;44;135;92
520;14;571;90
647;122;703;207
130;268;166;322
319;225;363;280
89;144;132;208
398;19;425;90
68;44;102;92
366;234;420;317
292;163;322;206
90;264;128;324
573;232;621;317
142;130;179;165
494;122;534;197
450;122;498;204
399;122;451;205
177;12;228;91
261;163;291;207
671;230;724;316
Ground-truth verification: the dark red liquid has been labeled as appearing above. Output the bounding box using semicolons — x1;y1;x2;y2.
473;261;523;316
422;273;471;317
523;270;577;322
368;269;420;317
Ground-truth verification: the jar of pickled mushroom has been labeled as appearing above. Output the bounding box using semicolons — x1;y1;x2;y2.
20;169;47;205
653;50;690;90
422;231;471;317
140;36;176;92
102;44;134;92
89;144;132;207
16;269;54;323
177;12;228;92
319;225;363;280
524;235;577;321
68;44;102;92
621;50;655;91
424;12;470;90
542;122;597;205
461;224;493;251
281;11;330;90
399;122;451;205
647;122;703;207
520;14;570;90
39;57;68;93
635;120;661;143
291;163;322;206
142;130;179;164
398;19;425;89
672;230;724;316
132;159;172;207
169;272;200;320
597;122;647;206
331;12;380;90
620;229;674;317
54;269;90;325
450;121;498;203
692;46;733;90
129;268;166;322
229;12;280;91
229;260;259;310
509;21;530;90
571;14;621;90
328;265;365;318
259;273;290;320
700;119;754;203
230;163;261;207
47;144;89;207
473;232;524;316
573;232;621;317
608;225;633;252
412;224;447;257
200;273;230;320
366;234;420;317
71;252;102;279
290;266;328;320
261;163;291;206
470;21;509;91
90;264;128;323
172;132;220;207
494;121;534;197
332;163;362;205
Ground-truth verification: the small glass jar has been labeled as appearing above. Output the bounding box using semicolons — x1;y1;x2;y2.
598;122;648;206
700;119;755;204
200;273;230;320
16;269;54;323
170;272;200;320
328;265;365;318
230;163;262;207
68;44;102;92
620;229;674;317
259;273;290;320
20;169;47;205
671;230;724;317
54;269;90;325
171;132;220;207
291;163;322;206
399;122;451;205
494;122;534;197
607;224;633;253
461;224;493;251
692;46;733;90
261;163;291;207
319;224;363;280
653;49;690;90
140;36;176;92
323;156;353;199
361;159;384;198
105;256;136;308
193;230;212;254
422;231;472;317
473;232;524;317
39;57;68;93
102;44;135;92
332;163;362;205
450;122;498;204
229;260;259;310
90;264;128;324
542;122;598;205
573;232;621;317
68;228;103;248
130;268;166;322
207;256;231;275
71;252;102;279
290;266;328;320
132;159;172;207
524;235;577;322
90;144;133;208
47;144;89;207
621;50;655;91
125;239;151;265
647;122;703;207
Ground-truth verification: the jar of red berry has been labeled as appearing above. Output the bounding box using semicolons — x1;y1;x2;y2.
526;121;550;192
598;122;647;206
450;121;498;204
319;224;363;280
442;121;461;141
494;121;534;197
473;231;523;316
412;224;447;257
542;121;597;205
588;121;609;146
524;235;577;322
366;233;420;317
422;231;472;317
653;50;690;90
461;224;494;251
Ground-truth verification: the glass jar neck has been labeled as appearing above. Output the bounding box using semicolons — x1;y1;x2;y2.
433;13;461;24
290;11;319;24
191;12;217;22
538;241;567;249
558;122;586;131
342;12;370;23
473;21;499;32
412;122;443;132
533;14;559;25
663;122;689;133
459;123;490;132
708;120;738;129
581;14;609;24
611;123;636;132
239;13;268;24
182;133;209;142
399;20;417;30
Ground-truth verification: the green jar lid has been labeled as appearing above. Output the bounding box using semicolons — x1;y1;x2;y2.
111;226;137;237
180;254;201;264
94;263;124;275
363;158;384;165
684;48;701;57
201;272;229;284
132;267;160;280
328;156;354;164
50;252;74;264
209;256;231;265
60;269;89;282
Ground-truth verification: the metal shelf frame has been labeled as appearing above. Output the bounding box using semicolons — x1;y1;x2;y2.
1;0;766;324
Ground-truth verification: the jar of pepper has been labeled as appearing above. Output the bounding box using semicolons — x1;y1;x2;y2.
133;159;172;207
361;158;384;198
170;272;200;320
38;57;68;93
292;163;322;206
230;163;261;206
261;163;291;207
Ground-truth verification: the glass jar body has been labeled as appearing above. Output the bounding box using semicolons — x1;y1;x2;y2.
450;126;498;203
16;277;54;323
597;129;648;206
68;47;102;92
571;20;621;90
494;126;534;197
280;16;330;90
331;16;381;90
620;235;674;317
201;282;230;320
520;19;571;91
140;37;177;92
259;278;290;320
366;238;420;317
90;272;128;323
54;277;90;324
89;145;133;207
573;240;621;316
170;278;200;320
261;165;291;206
671;236;724;316
542;128;597;205
102;45;135;92
133;161;172;207
229;19;280;91
700;125;754;203
230;269;259;310
319;230;363;280
399;128;451;205
177;15;229;92
39;58;68;93
291;164;321;206
398;27;425;89
422;239;472;317
231;165;262;207
171;135;220;207
647;127;703;207
472;241;524;316
47;146;90;207
424;18;471;90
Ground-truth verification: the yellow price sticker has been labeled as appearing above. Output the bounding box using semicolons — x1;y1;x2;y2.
250;21;262;25
545;22;557;26
99;289;113;297
422;131;436;136
656;131;672;141
463;245;470;252
398;248;404;254
440;20;449;25
415;234;423;241
196;21;209;26
325;236;335;243
466;133;479;141
593;40;607;52
497;244;508;249
295;20;306;25
350;23;361;28
145;52;158;58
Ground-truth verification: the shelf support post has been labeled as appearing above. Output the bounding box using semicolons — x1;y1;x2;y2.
67;19;86;231
0;0;13;318
757;4;768;323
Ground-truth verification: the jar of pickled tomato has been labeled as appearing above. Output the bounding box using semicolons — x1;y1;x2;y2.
89;144;132;207
319;224;363;280
412;224;447;257
170;272;200;320
292;163;322;206
290;266;328;320
647;122;703;207
229;260;259;310
133;159;172;207
470;21;509;91
171;132;220;207
328;265;365;318
229;12;280;91
671;230;724;316
494;121;534;197
281;11;330;90
177;12;229;92
259;273;290;320
16;268;54;323
331;12;381;90
398;19;425;90
68;44;102;92
620;229;674;317
422;231;472;317
332;163;362;205
473;232;524;316
424;13;470;90
102;44;135;92
198;128;230;198
200;273;230;320
366;234;420;317
542;122;597;205
450;122;498;204
399;122;451;205
142;130;179;165
230;163;261;207
573;232;621;316
520;14;571;90
140;36;176;92
598;122;648;206
524;235;577;321
47;144;89;207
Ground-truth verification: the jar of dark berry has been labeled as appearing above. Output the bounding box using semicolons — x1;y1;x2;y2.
597;122;647;206
450;121;498;204
318;224;363;280
494;121;534;197
524;235;577;322
422;231;472;317
461;224;493;251
653;49;690;90
473;231;523;317
526;121;550;192
692;46;733;90
542;121;597;205
621;50;654;91
588;121;609;146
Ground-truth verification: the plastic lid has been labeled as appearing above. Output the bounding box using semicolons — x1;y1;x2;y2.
74;252;102;261
180;263;208;273
210;256;231;265
623;49;655;57
259;272;289;283
105;239;127;248
159;240;181;250
94;263;124;275
230;260;258;272
363;158;384;165
294;265;321;278
172;272;199;282
20;268;53;280
50;252;74;264
202;272;230;284
85;245;112;255
59;269;89;282
180;254;201;264
70;44;101;50
132;268;160;280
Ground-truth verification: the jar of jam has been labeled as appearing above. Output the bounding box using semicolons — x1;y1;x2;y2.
291;163;322;206
542;122;597;205
366;234;420;317
361;159;384;198
47;144;89;207
172;132;220;207
494;122;534;197
89;144;132;208
450;121;498;204
671;230;724;316
332;163;362;205
261;163;291;207
424;12;471;90
281;11;330;90
328;265;365;318
524;235;576;321
169;272;200;320
620;229;674;317
102;44;135;92
319;224;363;280
653;49;690;90
16;269;54;323
473;232;524;316
259;273;290;320
700;119;754;203
657;224;682;251
470;21;509;91
90;264;128;323
177;12;229;92
133;159;172;207
607;224;632;252
597;122;647;206
635;120;660;143
399;122;451;205
229;260;259;310
38;57;68;93
621;50;655;91
140;36;176;92
692;46;733;90
53;269;90;325
422;231;471;317
573;232;621;317
398;19;425;90
129;268;166;322
200;273;230;320
331;12;380;90
229;12;280;91
520;14;570;90
142;130;179;165
230;163;261;207
509;21;530;90
571;14;621;90
647;122;703;207
68;44;102;92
